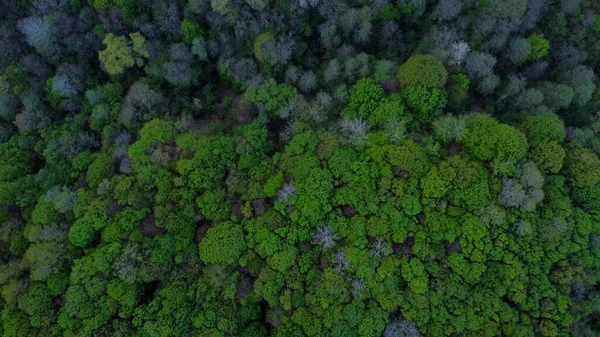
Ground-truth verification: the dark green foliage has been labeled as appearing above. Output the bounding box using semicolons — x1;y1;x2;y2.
1;1;600;336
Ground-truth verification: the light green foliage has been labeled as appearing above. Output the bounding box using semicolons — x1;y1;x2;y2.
521;114;565;146
314;269;350;308
199;222;246;264
564;142;600;188
462;114;499;161
401;259;428;294
87;154;113;189
139;119;175;146
98;33;148;75
342;79;409;127
388;140;432;179
530;141;565;174
68;218;96;247
293;168;333;226
594;15;600;32
369;94;409;127
244;79;298;118
264;171;284;197
401;86;447;123
397;55;447;88
343;78;385;119
254;32;274;65
196;189;231;222
421;167;452;198
181;19;203;44
526;33;550;61
3;5;600;335
495;124;528;162
106;280;142;318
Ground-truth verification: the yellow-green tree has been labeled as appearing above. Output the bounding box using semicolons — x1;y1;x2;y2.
98;32;148;75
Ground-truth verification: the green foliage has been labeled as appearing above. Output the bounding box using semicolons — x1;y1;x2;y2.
343;78;385;119
264;171;284;198
401;259;428;294
244;79;298;118
181;19;203;44
68;218;96;247
462;114;499;161
397;55;447;88
564;142;600;188
530;141;565;174
98;33;148;75
139;119;175;146
369;94;408;127
87;154;113;188
495;124;528;162
2;3;600;336
401;86;447;123
254;32;275;65
526;33;550;61
594;15;600;32
199;222;246;264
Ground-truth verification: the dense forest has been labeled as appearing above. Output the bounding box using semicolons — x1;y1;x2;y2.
3;0;600;336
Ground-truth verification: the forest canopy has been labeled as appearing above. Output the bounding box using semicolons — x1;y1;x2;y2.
2;0;600;337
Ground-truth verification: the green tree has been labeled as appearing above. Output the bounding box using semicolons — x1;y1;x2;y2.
199;221;247;264
244;79;298;118
521;114;565;146
401;86;447;123
564;142;600;188
530;141;565;174
98;32;148;75
397;55;447;88
526;34;549;61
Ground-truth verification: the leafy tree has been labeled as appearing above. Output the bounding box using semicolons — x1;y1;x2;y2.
244;79;298;118
564;142;600;188
383;318;421;337
530;141;565;174
397;55;447;88
199;221;246;264
401;86;447;123
181;19;203;44
526;33;550;61
87;154;113;188
98;33;149;75
342;78;385;120
521;113;565;146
